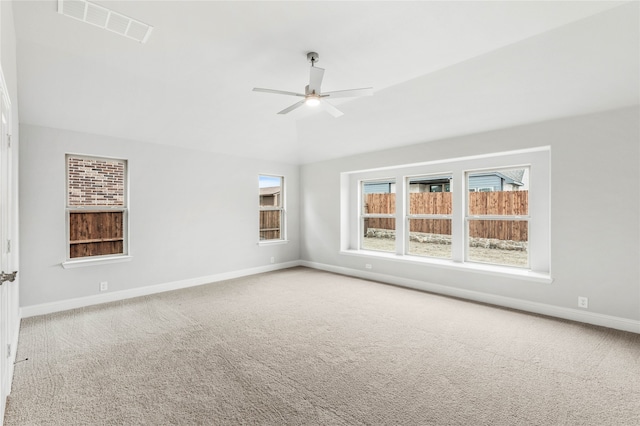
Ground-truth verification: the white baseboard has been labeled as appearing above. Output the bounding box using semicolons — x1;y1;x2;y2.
21;261;301;318
301;260;640;334
19;259;639;334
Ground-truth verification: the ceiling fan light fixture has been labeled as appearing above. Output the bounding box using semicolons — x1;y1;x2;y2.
305;95;321;107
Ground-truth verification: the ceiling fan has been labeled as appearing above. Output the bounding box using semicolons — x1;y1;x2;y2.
253;52;373;117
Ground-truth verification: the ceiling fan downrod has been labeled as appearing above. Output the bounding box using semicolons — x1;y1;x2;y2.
307;51;319;67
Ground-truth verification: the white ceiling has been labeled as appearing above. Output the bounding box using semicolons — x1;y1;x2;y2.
11;1;639;164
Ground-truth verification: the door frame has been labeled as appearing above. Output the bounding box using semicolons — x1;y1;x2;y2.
0;63;18;424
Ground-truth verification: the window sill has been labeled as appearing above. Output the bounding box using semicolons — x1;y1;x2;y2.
340;249;552;284
258;240;289;246
62;255;132;269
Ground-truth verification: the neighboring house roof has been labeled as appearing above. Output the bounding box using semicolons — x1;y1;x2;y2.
499;169;525;185
260;186;280;196
409;170;525;186
469;170;525;187
409;175;452;184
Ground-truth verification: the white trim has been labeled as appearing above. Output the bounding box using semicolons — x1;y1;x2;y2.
62;255;132;269
258;240;289;246
22;261;301;318
339;249;552;283
347;146;550;174
300;260;640;334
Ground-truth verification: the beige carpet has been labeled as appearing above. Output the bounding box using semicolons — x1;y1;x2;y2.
4;267;640;425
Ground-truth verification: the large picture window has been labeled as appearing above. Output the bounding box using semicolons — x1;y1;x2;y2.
66;154;127;260
259;175;284;241
344;148;550;278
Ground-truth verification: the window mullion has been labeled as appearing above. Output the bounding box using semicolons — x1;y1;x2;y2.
395;175;404;255
451;169;464;262
408;214;451;220
467;214;530;221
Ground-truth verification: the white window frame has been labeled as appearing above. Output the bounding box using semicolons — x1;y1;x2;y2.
360;178;396;253
62;154;130;268
405;174;453;259
258;174;286;244
465;167;530;268
341;147;550;282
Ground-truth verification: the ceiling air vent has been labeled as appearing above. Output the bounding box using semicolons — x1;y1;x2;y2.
58;0;153;44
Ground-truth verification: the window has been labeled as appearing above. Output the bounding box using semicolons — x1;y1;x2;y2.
259;175;284;241
66;155;127;260
361;179;396;252
406;175;452;259
343;148;550;278
466;168;529;268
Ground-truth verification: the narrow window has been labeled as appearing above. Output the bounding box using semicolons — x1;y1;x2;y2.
361;179;396;252
259;175;284;241
466;167;529;268
66;155;127;259
407;175;452;259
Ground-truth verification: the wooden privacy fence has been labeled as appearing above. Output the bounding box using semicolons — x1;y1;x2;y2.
365;191;528;241
409;192;452;215
259;210;281;240
468;219;528;242
468;190;528;216
69;211;124;258
468;191;528;241
408;218;452;235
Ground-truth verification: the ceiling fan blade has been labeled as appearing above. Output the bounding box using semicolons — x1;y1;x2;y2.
253;88;305;97
308;66;325;94
321;100;344;118
277;100;306;115
321;87;373;99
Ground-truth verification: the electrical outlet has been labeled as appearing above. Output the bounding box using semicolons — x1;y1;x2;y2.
578;296;588;309
100;281;108;292
270;257;275;264
365;264;372;269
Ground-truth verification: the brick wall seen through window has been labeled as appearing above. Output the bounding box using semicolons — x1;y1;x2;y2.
67;157;125;206
66;155;127;260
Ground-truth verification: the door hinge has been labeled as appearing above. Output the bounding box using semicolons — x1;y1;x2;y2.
6;344;10;358
6;239;10;253
7;134;11;148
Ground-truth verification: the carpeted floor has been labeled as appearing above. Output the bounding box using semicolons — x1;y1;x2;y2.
4;267;640;425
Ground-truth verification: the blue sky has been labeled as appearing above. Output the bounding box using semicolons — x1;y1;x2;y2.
259;175;281;188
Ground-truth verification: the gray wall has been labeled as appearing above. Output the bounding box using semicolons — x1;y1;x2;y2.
19;124;300;307
300;107;640;322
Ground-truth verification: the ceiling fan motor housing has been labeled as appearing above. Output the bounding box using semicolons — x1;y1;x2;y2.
307;52;319;64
